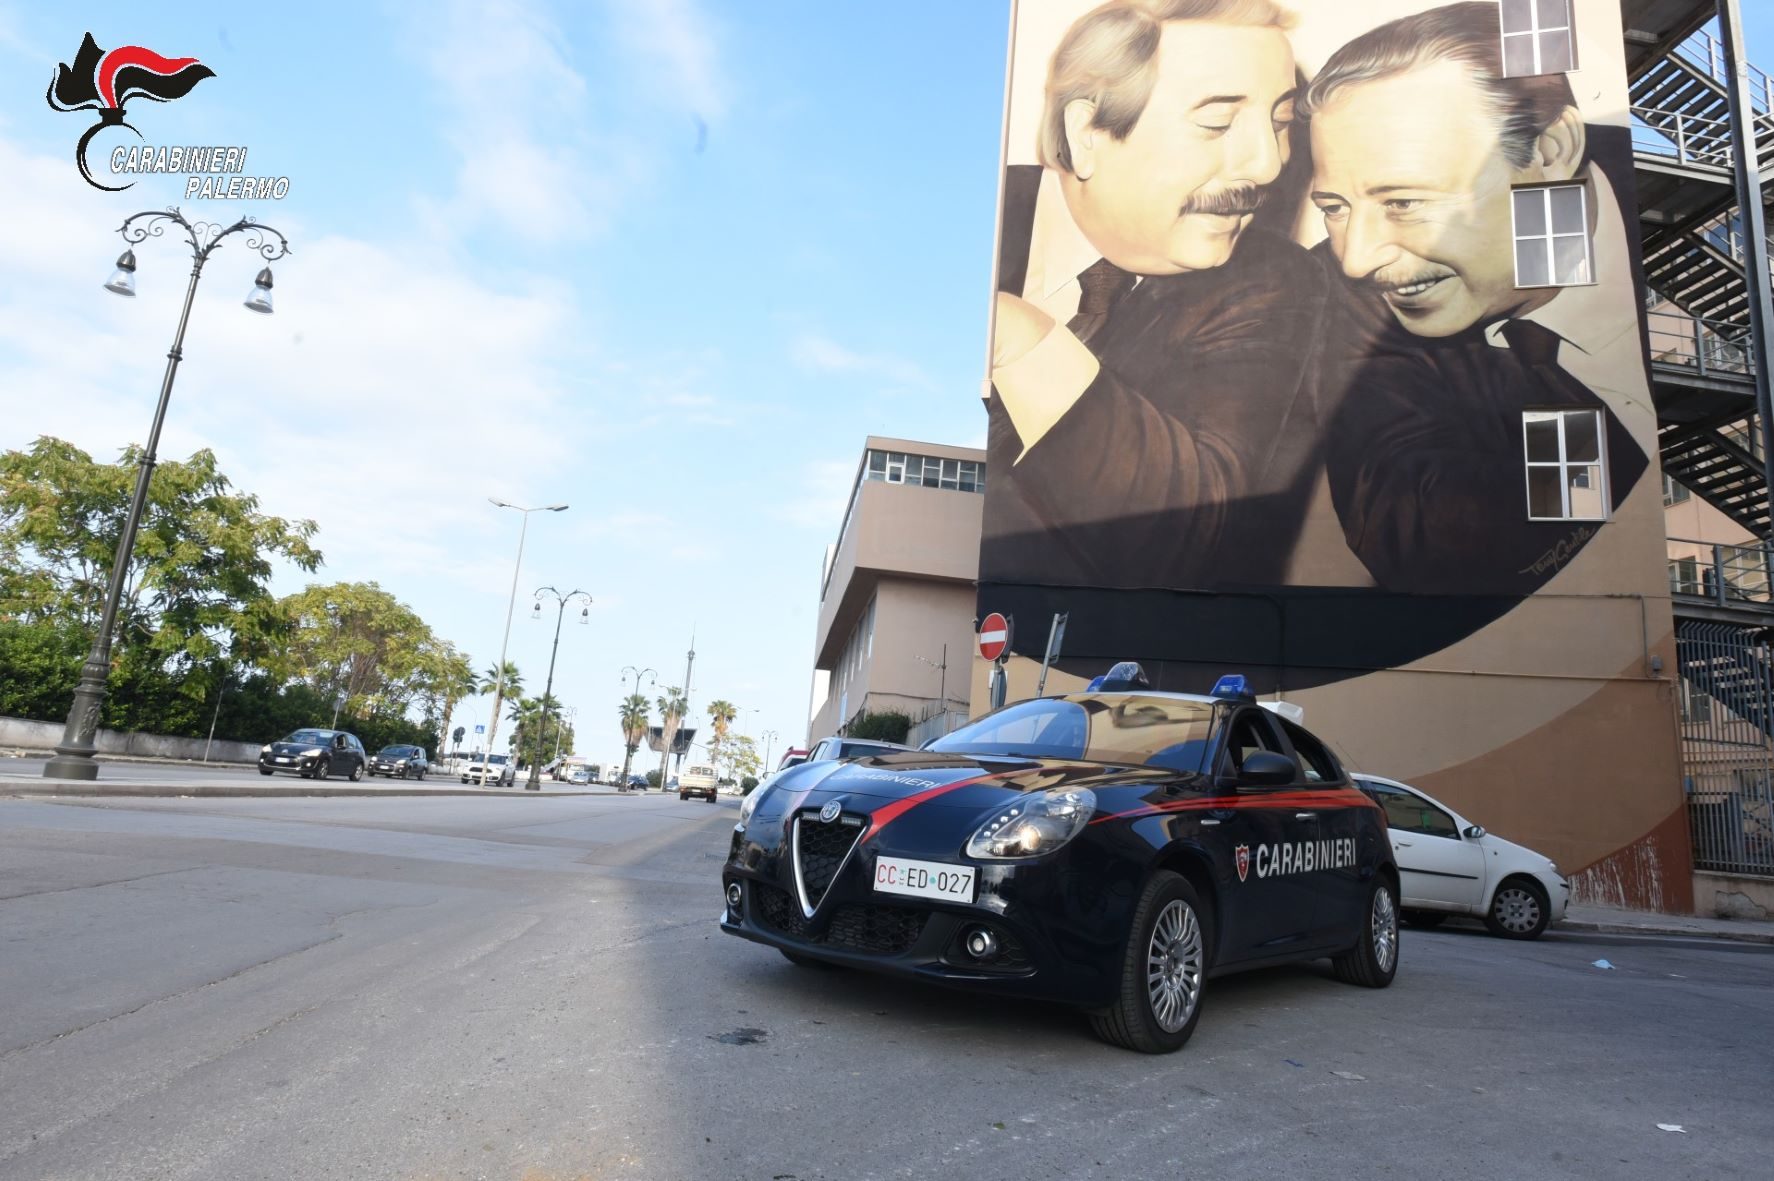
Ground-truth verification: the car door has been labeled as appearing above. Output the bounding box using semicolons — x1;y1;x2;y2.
1277;719;1368;945
1211;708;1321;962
1363;781;1486;910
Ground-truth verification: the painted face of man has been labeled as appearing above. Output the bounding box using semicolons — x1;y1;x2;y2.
1065;21;1297;275
1311;59;1568;338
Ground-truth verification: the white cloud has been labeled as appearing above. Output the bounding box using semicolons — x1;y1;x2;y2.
789;333;933;390
0;133;589;595
607;0;729;119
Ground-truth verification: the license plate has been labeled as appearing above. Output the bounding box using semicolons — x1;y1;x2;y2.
274;757;291;764
873;856;975;903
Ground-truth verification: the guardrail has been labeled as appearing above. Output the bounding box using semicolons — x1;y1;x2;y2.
1669;537;1774;605
1673;26;1774;117
1647;309;1756;380
1632;106;1737;168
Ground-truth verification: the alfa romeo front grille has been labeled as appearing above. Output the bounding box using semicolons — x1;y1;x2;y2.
792;811;863;916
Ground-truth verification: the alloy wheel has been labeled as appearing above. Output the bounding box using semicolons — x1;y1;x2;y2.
1146;899;1204;1033
1372;885;1398;973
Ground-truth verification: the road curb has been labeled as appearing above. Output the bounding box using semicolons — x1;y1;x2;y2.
0;780;602;799
1557;919;1774;945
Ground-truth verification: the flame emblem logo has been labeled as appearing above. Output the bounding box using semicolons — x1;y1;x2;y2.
47;33;216;191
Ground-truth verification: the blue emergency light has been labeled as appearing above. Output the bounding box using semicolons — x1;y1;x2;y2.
1211;674;1253;700
1097;661;1150;691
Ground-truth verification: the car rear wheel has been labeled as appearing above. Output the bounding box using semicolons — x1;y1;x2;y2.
1402;909;1447;929
349;762;363;782
1331;876;1400;988
1089;871;1209;1054
1485;878;1550;940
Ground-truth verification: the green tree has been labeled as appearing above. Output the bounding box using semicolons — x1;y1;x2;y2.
270;582;440;721
415;642;476;761
717;732;761;785
0;437;321;720
472;660;522;774
508;693;570;765
618;692;650;786
705;698;737;762
656;685;688;780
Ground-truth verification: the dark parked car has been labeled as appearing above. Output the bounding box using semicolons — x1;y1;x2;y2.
259;728;368;780
805;736;914;763
722;672;1399;1054
367;744;430;779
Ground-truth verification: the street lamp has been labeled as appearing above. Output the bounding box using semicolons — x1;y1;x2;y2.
478;499;568;785
554;705;578;764
44;209;291;781
619;665;657;786
526;586;591;790
760;729;780;775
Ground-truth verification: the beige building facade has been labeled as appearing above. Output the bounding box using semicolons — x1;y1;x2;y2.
808;438;986;746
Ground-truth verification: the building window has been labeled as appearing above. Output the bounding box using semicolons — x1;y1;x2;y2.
1513;184;1592;287
1499;0;1574;76
1523;409;1609;520
1663;475;1691;507
863;449;985;494
1669;556;1699;596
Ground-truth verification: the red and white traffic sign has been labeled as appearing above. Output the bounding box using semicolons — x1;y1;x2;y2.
978;612;1010;662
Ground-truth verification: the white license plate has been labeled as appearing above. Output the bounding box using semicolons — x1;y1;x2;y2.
873;856;975;903
274;757;291;764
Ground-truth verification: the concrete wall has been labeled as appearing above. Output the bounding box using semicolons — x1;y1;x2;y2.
0;715;260;764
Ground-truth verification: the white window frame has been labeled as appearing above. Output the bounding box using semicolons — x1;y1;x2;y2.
1512;184;1593;289
1522;408;1610;521
1499;0;1576;77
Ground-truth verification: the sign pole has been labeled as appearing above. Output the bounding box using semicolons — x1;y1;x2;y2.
1035;612;1068;698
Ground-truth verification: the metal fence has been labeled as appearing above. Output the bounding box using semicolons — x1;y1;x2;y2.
1646;309;1756;380
1632;106;1736;169
1676;621;1774;876
1668;537;1774;604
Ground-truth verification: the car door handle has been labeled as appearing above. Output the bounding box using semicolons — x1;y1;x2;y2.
1294;811;1317;820
1395;840;1414;848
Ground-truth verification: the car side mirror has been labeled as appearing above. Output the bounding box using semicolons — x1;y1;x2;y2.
1464;824;1486;840
1237;751;1296;787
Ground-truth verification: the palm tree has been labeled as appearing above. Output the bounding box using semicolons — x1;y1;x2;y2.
656;686;689;782
706;699;737;763
619;693;651;787
509;693;563;768
473;661;522;783
432;647;477;760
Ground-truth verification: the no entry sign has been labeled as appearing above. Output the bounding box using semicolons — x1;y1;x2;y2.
978;612;1010;662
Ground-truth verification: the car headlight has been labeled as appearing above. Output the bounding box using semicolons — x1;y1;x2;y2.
966;788;1096;859
260;745;271;754
302;747;324;756
394;760;407;767
738;782;775;825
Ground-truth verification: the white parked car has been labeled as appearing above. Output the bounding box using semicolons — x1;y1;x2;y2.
1354;775;1569;939
461;754;516;787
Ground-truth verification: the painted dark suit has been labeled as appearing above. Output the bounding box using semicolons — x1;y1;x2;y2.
983;163;1331;593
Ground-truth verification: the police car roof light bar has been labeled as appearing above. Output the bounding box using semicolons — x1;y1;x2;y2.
1211;674;1254;700
1098;661;1151;692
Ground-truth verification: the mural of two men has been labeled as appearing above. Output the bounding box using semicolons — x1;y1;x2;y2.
984;0;1651;615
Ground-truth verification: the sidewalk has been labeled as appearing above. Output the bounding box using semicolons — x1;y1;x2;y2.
1560;903;1774;945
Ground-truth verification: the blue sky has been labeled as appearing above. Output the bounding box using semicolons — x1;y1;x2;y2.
2;1;1771;768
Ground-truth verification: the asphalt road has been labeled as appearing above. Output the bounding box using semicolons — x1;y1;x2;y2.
0;756;588;790
1;791;1769;1181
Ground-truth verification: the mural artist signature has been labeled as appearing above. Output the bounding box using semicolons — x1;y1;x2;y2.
1518;525;1598;578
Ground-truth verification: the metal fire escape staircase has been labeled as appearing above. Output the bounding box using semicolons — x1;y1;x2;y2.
1630;4;1774;536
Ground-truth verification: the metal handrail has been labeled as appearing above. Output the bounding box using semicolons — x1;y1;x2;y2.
1632;105;1737;168
1669;537;1774;605
1674;26;1774;116
1647;309;1757;379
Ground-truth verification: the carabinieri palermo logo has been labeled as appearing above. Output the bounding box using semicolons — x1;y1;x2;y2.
46;33;214;192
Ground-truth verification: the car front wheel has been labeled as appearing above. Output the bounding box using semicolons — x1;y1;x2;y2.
1485;878;1550;940
1090;870;1209;1054
310;759;330;780
258;766;273;776
1331;876;1400;988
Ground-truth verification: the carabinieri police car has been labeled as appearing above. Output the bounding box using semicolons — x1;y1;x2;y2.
720;668;1399;1053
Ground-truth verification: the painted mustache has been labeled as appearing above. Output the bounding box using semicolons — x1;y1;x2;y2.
1180;184;1268;217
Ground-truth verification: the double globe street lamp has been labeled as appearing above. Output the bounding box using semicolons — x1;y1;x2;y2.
45;209;290;781
526;586;591;790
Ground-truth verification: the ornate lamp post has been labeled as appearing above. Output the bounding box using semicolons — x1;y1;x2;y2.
45;209;290;781
478;499;567;785
526;586;590;790
760;729;780;777
619;665;657;786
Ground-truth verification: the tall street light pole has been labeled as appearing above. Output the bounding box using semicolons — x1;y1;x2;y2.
619;666;657;787
45;210;290;781
554;705;577;764
526;586;591;790
760;729;780;776
479;499;567;785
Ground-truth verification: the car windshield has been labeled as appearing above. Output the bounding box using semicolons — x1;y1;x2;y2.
284;729;333;745
379;746;411;756
488;755;508;765
928;695;1218;772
